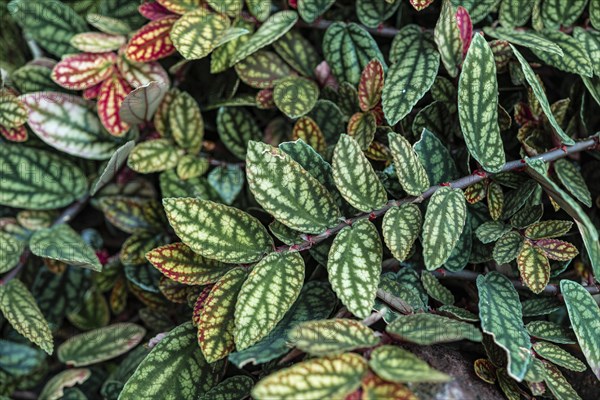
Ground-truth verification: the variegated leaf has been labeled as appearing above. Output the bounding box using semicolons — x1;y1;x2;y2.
541;0;588;28
273;76;319;119
526;321;576;344
517;240;550;294
530;30;593;77
388;132;430;195
483;27;563;55
125;16;178;62
70;32;126;53
298;0;335;23
382;204;422;262
542;361;582;400
171;9;230;60
217;107;262;159
499;0;535;27
386;313;482;344
421;271;454;305
493;231;523;264
272;30;320;77
524;220;572;239
292;116;326;154
414;128;459;184
358;59;384;111
127;139;182;173
434;0;462;77
169;91;204;152
0;91;26;129
347;112;376;150
553;159;592;207
369;345;451;383
234;50;292;89
533;341;586;372
97;70;131;136
535;239;579;261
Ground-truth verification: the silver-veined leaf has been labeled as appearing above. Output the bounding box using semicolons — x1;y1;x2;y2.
127;139;183;173
216;107;262;159
388;132;430;195
553;159;592;207
369;345;451;383
297;0;335;23
273;76;319;119
171;8;231;60
386;313;482;344
483;27;563;55
530;30;593;77
382;204;422;262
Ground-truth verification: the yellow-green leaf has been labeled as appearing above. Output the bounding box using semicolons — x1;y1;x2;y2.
369;345;451;383
388;132;430;196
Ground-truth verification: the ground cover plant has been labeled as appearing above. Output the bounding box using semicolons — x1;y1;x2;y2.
1;0;600;398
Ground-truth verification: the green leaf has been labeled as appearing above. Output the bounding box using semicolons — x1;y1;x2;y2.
0;340;45;377
163;198;274;263
422;187;467;270
252;353;367;400
592;0;600;30
553;159;592;207
246;0;270;21
487;181;504;220
510;46;574;145
234;252;305;350
458;34;505;173
120;322;224;399
483;27;563;55
146;242;233;285
356;0;400;28
438;304;479;321
450;0;499;23
434;0;462;78
273;76;319;119
98;197;164;234
176;155;209;180
542;361;582;400
526;320;576;344
171;9;230;60
0;232;24;273
414;128;459;185
57;323;145;366
39;368;91;400
573;28;600;76
67;288;110;331
207;165;244;205
388;132;430;195
421;271;454;305
235;50;291;89
535;239;579;261
369;345;451;383
288;319;379;356
524;220;572;239
475;221;511;244
199;267;248;362
198;376;254;400
11;64;62;93
127;139;183;173
386;313;482;344
298;0;335;23
382;204;422;262
0;279;53;354
499;0;535;27
246;141;341;233
521;297;562;317
517;240;550;294
530;30;593;77
561;279;600;379
309;100;346;142
30;224;102;272
493;231;524;264
327;219;382;319
0;145;87;210
477;272;532;381
232;11;298;64
383;26;440;125
541;0;588;28
332;135;387;212
228;281;336;367
91;141;135;196
323;22;386;86
273;30;320;78
216;107;262;160
211;19;254;72
170;91;204;153
8;0;87;57
533;341;586;372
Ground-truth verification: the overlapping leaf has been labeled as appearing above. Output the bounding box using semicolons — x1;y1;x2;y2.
369;345;451;383
543;361;582;400
493;231;523;264
517;240;550;294
98;71;131;136
533;341;586;372
553;159;592;207
0;232;24;273
216;107;261;159
38;368;91;400
483;27;563;55
421;271;454;305
541;0;588;28
382;204;422;262
388;132;430;195
386;313;482;344
170;91;204;152
526;320;576;344
298;0;335;23
235;51;292;89
530;30;593;77
273;76;319;119
272;30;320;77
128;139;182;173
171;9;230;60
125;16;178;62
434;0;462;77
198;376;254;400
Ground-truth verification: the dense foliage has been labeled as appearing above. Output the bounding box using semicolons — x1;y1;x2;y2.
1;0;600;399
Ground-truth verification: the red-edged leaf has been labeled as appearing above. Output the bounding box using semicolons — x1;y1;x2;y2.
97;69;131;136
83;82;103;100
535;239;579;261
358;59;384;112
410;0;434;11
256;88;275;109
139;1;175;20
465;181;486;204
192;285;213;326
292;116;326;154
125;16;178;62
156;0;202;14
51;52;117;90
117;54;170;88
0;125;28;142
455;6;472;59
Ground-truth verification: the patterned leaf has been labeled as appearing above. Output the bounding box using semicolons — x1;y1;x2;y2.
383;26;439;125
347;112;376;150
30;224;102;272
458;34;505;173
57;323;145;366
510;46;574;145
199;268;248;362
386;313;482;344
382;204;422;262
499;0;535;27
592;0;600;30
156;0;202;14
235;50;292;89
7;0;87;57
234;252;305;350
358;59;384;111
561;280;600;379
252;353;367;400
125;16;178;62
553;159;592;207
328;219;382;318
477;272;532;381
474;359;497;384
535;239;579;261
246;141;341;233
517;240;550;294
530;30;593;77
541;0;588;28
438;304;479;321
163;198;274;263
422;187;467;270
369;345;451;383
288;319;379;356
292;116;326;154
388;132;430;195
231;11;298;64
323;22;386;86
475;221;511;244
421;271;454;305
207;165;244;204
127;139;183;173
216;107;262;159
526;321;575;345
0;232;24;273
434;0;462;77
298;0;335;23
70;32;126;53
246;0;271;21
542;361;582;400
0;91;25;130
171;9;230;60
97;71;131;136
273;76;319;119
524;220;572;239
0;125;27;142
521;297;562;317
120;81;169;126
333;135;387;212
146;242;233;285
356;0;400;28
361;374;417;400
170;91;204;152
493;231;523;264
533;341;586;372
414;128;459;184
0;279;53;354
120;322;224;399
67;288;110;330
117;55;171;89
20;91;122;159
483;27;563;55
272;30;320;78
38;368;91;400
98;197;164;234
198;376;254;400
229;281;336;367
211;19;254;73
